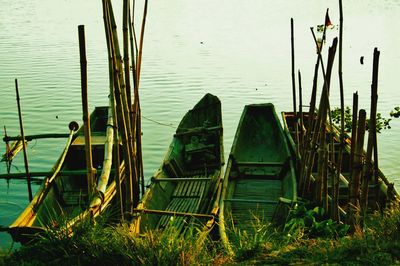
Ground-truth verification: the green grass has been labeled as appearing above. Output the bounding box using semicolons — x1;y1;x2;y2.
2;204;400;265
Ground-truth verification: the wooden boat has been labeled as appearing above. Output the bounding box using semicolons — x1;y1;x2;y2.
281;111;398;212
219;103;297;253
132;93;224;235
8;106;123;244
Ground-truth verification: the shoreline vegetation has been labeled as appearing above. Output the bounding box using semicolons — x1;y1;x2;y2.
1;202;400;265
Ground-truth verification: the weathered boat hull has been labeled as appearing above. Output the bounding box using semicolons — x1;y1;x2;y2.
219;103;297;253
8;106;123;244
132;93;224;235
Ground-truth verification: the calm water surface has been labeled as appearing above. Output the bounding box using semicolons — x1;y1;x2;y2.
1;0;399;247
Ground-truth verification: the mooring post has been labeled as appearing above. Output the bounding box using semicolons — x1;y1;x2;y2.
78;25;95;197
290;18;300;160
15;79;33;201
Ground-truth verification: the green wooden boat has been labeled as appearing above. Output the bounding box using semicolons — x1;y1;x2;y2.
8;106;123;244
281;111;398;214
219;103;297;253
132;93;224;235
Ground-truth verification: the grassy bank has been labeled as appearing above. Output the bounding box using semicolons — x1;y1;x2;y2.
1;205;400;265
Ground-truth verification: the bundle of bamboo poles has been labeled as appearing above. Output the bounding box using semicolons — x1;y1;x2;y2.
290;1;395;230
101;0;148;218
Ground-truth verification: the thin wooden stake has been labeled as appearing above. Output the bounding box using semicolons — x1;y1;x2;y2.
104;1;136;211
300;59;319;195
333;0;345;222
301;28;330;196
349;92;358;176
102;0;124;219
15;79;33;201
123;0;132;109
134;0;148;197
362;48;380;213
135;0;148;85
78;25;95;197
290;18;300;160
348;109;367;233
303;37;338;198
315;39;338;206
298;70;304;152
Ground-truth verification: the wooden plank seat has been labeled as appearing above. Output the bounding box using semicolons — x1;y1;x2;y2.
223;198;278;204
174;125;222;137
151;177;211;182
235;161;285;167
236;163;283;179
185;143;215;155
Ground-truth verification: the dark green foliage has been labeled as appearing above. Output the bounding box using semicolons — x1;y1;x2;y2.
331;106;392;133
331;106;353;132
284;204;349;239
390;107;400;118
228;216;281;261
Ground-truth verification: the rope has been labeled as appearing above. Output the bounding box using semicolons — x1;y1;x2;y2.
142;115;176;128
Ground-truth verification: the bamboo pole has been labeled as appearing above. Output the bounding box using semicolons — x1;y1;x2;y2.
128;3;145;197
15;79;33;201
372;48;380;210
327;107;336;218
102;0;124;219
361;48;380;213
300;59;319;194
78;25;96;197
348;109;366;232
110;0;140;208
315;39;338;205
131;0;139;58
123;0;132;110
333;0;345;222
124;0;143;203
104;1;135;212
304;37;337;199
301;28;330;196
349;92;358;176
298;70;304;153
90;104;114;209
135;0;148;85
133;0;148;197
373;122;379;208
290;18;300;160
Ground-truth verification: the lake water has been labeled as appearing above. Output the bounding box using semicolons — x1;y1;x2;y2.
1;0;399;248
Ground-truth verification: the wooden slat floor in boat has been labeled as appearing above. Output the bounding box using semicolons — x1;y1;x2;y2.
157;175;209;231
61;190;87;206
230;179;282;232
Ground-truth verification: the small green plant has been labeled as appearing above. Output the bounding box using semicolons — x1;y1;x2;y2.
284;204;349;240
228;213;279;261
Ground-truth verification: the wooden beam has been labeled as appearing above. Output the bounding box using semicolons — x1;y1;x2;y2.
151;177;211;182
133;208;214;219
3;133;70;142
